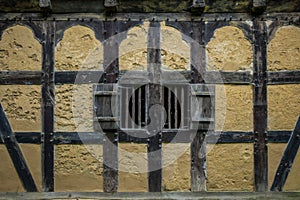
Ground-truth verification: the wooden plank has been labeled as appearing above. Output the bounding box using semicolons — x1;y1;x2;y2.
41;21;55;192
253;19;268;192
0;103;37;192
271;116;300;191
147;21;162;192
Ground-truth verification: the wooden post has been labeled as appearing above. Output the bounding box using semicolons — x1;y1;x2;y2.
147;21;162;192
102;21;119;192
190;21;207;192
253;19;268;192
41;21;55;192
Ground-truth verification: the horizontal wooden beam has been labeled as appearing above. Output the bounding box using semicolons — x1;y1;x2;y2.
0;0;299;14
0;71;41;85
0;70;299;86
268;70;300;85
0;12;300;23
205;71;252;84
2;131;292;144
55;71;104;84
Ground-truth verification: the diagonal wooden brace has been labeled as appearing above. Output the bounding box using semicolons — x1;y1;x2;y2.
0;103;37;192
271;116;300;191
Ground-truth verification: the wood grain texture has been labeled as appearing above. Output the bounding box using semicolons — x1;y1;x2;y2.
253;19;268;192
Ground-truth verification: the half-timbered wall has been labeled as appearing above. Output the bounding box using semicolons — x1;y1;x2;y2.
0;0;300;194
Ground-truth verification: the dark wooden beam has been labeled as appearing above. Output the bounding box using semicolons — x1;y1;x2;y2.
0;71;42;85
1;70;300;85
3;130;293;145
271;116;300;191
189;21;207;192
0;0;299;13
205;71;252;84
253;19;268;192
268;70;300;85
0;103;38;192
267;131;293;143
41;21;55;192
102;20;119;193
147;21;162;192
1;13;300;23
55;71;104;85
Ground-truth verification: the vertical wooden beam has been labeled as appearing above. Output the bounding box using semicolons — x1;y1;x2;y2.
253;19;268;192
102;21;119;192
271;116;300;191
190;21;207;192
0;103;38;192
41;21;55;192
147;21;162;192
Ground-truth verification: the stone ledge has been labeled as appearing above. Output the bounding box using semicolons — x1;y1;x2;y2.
0;192;300;200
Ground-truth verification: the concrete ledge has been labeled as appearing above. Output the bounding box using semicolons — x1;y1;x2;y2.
0;192;300;200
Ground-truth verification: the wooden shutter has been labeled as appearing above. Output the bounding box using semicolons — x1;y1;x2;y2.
190;84;215;131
